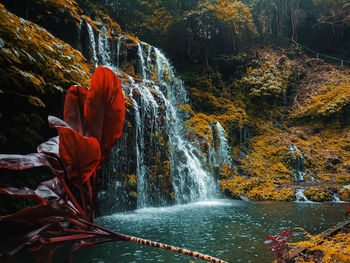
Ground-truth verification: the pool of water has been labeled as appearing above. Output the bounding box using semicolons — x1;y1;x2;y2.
66;200;349;263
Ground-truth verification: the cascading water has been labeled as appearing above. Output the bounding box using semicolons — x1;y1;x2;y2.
288;145;306;181
90;35;220;213
207;122;231;176
216;122;231;165
97;25;111;66
85;21;98;68
295;188;310;202
153;44;218;204
331;193;342;202
116;36;124;70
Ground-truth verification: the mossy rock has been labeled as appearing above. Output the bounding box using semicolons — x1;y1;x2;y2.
338;187;350;201
304;187;332;202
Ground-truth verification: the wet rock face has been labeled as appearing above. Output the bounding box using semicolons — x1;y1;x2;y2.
97;102;138;214
3;0;82;49
96;87;173;215
0;3;91;153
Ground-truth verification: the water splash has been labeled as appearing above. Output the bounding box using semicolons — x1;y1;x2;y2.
295;188;310;202
288;145;305;181
89;37;219;211
86;21;98;68
216;122;231;165
116;36;124;70
97;25;111;66
331;193;343;202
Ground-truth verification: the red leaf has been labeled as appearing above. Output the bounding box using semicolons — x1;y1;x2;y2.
0;203;75;225
56;126;100;188
0;178;67;206
0;153;63;177
84;66;125;166
48;115;71;129
346;207;350;216
0;187;46;204
64;85;87;134
37;136;59;157
35;178;67;203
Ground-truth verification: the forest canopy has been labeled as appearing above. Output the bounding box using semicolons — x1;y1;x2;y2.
91;0;350;70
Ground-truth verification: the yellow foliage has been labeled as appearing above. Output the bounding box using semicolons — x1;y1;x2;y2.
241;60;292;98
204;0;253;34
304;187;332;202
291;229;350;263
221;176;295;201
296;81;350;118
0;3;91;90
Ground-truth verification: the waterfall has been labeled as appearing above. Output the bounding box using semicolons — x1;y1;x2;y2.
137;42;147;79
295;188;309;202
89;36;218;213
331;193;342;202
207;122;231;175
151;45;218;204
288;145;305;181
116;36;123;70
216;122;231;165
97;25;111;66
86;21;98;68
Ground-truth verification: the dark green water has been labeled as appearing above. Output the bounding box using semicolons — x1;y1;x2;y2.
67;200;348;263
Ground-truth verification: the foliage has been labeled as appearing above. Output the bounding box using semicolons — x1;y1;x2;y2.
313;0;350;27
0;66;227;263
290;228;350;263
295;80;350;119
241;59;292;98
304;187;332;202
264;229;296;263
221;176;296;201
0;66;125;261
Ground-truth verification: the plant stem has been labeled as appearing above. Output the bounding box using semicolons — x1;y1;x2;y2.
79;187;87;214
87;179;93;221
57;176;86;219
90;170;98;222
77;219;228;263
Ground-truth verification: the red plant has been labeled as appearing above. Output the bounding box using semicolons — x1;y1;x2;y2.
0;66;226;263
264;229;296;262
346;207;350;216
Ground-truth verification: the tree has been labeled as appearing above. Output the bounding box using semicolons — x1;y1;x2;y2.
184;0;253;70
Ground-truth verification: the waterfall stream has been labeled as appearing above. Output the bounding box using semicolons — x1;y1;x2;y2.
288;145;306;181
86;35;223;213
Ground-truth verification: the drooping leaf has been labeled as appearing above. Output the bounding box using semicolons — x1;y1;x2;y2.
84;66;125;166
0;153;63;177
64;85;87;134
56;126;100;188
0;187;46;204
48;116;71;129
0;178;66;205
0;203;76;225
37;136;59;157
35;178;66;203
346;207;350;215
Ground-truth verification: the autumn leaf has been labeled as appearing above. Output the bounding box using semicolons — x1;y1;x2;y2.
56;126;100;188
84;66;125;167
